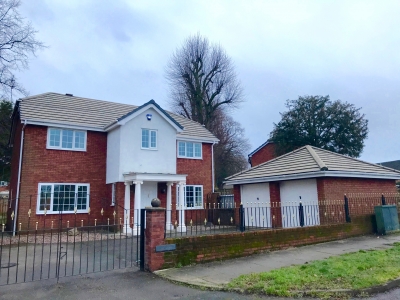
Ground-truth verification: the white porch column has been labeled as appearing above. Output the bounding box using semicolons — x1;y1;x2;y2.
124;181;132;234
166;182;173;231
133;180;143;234
178;181;186;232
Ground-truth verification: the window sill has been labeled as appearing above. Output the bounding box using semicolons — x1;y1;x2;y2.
141;148;158;151
46;147;86;152
177;156;202;160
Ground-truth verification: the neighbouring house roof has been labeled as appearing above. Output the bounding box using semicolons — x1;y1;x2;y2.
15;92;218;142
378;160;400;171
248;140;273;158
225;145;400;185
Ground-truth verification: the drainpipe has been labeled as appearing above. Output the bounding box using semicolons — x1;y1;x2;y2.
13;120;27;236
211;142;216;193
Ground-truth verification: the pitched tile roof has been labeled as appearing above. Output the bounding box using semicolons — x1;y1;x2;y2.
225;145;400;184
17;92;218;142
378;160;400;171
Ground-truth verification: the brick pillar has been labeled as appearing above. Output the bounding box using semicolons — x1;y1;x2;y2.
269;182;282;228
233;185;241;226
145;207;166;272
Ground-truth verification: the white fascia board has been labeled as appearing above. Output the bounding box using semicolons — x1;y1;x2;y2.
118;104;183;133
177;135;219;143
224;171;400;186
123;172;188;182
23;119;104;132
104;121;119;131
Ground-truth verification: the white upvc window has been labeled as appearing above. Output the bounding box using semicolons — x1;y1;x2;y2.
47;128;87;151
141;129;157;150
177;185;203;209
177;141;202;159
37;183;90;214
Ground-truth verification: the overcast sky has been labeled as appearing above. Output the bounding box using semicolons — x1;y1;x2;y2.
15;0;400;163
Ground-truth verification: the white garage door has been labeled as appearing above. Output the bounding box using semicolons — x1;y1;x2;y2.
240;183;271;228
279;179;320;228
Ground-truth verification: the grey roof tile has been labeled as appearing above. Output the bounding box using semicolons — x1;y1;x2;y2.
18;92;218;141
225;145;400;183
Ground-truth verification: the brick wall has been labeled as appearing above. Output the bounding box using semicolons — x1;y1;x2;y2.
170;143;213;226
176;143;212;195
249;143;276;167
317;177;397;200
163;215;374;268
269;182;282;227
16;125;108;228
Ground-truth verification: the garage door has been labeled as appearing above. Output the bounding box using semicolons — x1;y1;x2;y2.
280;179;320;228
240;183;271;228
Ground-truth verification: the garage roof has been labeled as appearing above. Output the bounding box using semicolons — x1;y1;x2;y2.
224;145;400;185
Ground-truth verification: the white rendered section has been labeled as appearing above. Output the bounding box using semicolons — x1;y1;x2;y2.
240;183;271;228
118;107;177;181
279;179;320;228
124;181;132;234
106;128;120;183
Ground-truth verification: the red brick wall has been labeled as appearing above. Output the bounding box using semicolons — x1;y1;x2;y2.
177;143;212;195
145;208;166;271
163;215;374;269
250;143;276;167
269;182;282;227
317;177;397;201
16;125;108;228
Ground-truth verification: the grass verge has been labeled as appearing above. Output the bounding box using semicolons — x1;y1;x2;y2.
227;242;400;298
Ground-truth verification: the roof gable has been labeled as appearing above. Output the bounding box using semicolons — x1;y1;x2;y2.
106;99;183;132
225;145;400;185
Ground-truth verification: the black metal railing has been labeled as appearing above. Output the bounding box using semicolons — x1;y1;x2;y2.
0;197;142;286
0;196;8;225
164;199;350;238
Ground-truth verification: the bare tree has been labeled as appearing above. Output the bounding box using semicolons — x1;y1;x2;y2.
166;34;248;189
211;110;250;189
166;33;243;129
0;0;45;97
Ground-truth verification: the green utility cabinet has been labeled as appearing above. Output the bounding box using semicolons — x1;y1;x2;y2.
374;205;399;235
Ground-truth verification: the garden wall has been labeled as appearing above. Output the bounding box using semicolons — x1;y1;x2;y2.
162;215;374;268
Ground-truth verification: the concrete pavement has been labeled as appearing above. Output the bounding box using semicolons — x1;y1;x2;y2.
155;234;400;290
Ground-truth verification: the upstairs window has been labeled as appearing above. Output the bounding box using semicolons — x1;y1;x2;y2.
178;141;202;159
141;129;157;150
47;128;86;151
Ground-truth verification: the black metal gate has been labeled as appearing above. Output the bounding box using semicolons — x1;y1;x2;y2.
0;206;143;286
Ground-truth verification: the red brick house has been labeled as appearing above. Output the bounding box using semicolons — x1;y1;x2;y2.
8;93;218;233
225;145;400;228
248;140;276;167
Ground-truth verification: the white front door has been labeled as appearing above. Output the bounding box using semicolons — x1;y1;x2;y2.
141;181;158;208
